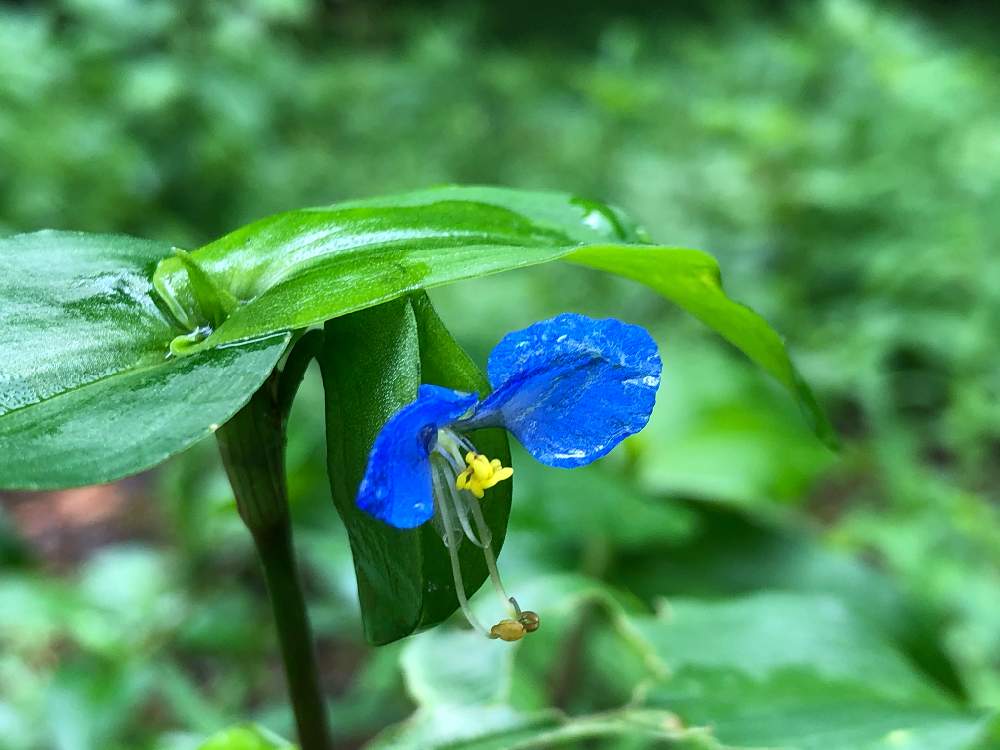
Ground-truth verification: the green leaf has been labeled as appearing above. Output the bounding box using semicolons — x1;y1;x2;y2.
645;671;994;750
0;231;288;489
637;592;940;702
168;248;238;331
319;293;512;644
379;618;708;748
636;593;996;750
612;501;967;696
197;725;295;750
381;579;996;750
152;186;833;445
367;706;713;750
374;576;688;749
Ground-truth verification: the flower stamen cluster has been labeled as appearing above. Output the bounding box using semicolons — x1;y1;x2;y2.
456;451;513;498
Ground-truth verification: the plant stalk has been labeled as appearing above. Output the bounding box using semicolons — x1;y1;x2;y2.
217;376;333;750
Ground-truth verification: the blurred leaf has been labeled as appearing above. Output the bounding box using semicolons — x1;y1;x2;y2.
153;186;829;443
635;340;835;507
320;294;512;644
385;580;996;750
0;507;31;567
638;592;939;702
400;628;511;708
511;451;697;551
645;671;996;750
612;502;966;696
636;593;996;750
197;725;294;750
380;615;707;748
0;231;289;489
368;705;712;750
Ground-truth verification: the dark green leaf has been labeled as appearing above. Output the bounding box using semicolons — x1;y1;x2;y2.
153;186;832;445
0;231;288;489
319;294;512;644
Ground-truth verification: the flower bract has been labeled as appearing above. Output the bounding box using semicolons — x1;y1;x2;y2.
356;312;661;638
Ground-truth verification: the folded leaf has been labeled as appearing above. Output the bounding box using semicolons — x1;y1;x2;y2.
319;293;512;644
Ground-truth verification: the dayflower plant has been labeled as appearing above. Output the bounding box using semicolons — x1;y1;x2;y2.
1;186;830;748
357;313;661;640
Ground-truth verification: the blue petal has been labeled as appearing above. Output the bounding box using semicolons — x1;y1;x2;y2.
357;384;478;528
464;313;661;468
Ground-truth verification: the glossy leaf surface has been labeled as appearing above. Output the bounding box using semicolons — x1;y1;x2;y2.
0;231;288;489
153;186;832;445
320;293;512;644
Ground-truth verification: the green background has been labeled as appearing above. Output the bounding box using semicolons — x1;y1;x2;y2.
0;1;997;748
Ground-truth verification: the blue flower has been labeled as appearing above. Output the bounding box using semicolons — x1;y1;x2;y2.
356;312;661;639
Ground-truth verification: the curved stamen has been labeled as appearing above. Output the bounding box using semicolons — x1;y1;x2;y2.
464;486;514;616
432;429;523;633
432;460;492;638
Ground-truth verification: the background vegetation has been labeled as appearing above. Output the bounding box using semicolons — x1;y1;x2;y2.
1;0;997;747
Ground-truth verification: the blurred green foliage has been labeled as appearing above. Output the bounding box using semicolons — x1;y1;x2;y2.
1;0;998;747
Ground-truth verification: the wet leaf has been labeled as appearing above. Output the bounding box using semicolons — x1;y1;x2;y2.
0;231;288;489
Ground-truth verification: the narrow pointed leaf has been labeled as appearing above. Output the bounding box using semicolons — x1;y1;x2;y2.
153;186;833;445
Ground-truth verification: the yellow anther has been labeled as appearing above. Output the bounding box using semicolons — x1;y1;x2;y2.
455;451;514;499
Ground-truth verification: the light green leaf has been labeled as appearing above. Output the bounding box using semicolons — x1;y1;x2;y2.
319;293;512;643
372;574;703;749
400;628;513;708
197;725;295;750
367;706;712;750
152;186;833;445
0;231;288;489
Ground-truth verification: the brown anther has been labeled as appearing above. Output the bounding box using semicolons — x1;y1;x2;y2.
490;619;526;642
519;610;540;633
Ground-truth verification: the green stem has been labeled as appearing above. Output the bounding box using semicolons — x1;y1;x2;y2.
217;377;333;750
251;521;331;750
